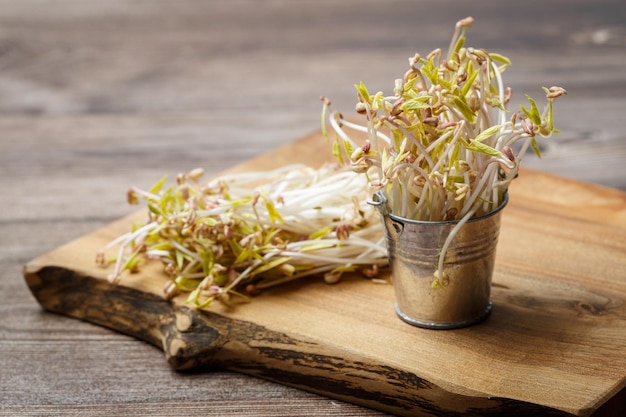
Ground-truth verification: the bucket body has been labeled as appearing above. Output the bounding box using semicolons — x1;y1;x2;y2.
370;192;507;329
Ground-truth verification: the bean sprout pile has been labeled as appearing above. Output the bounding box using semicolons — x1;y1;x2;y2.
97;164;388;308
321;17;566;222
320;17;566;286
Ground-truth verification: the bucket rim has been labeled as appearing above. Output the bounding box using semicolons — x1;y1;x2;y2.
370;190;509;226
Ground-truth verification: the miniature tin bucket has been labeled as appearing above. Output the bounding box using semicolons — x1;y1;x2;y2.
369;191;507;330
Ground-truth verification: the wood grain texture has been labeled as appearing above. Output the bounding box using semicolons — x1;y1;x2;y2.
22;130;626;416
2;0;626;416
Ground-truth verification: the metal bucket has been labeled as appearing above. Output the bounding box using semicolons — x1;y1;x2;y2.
370;191;507;330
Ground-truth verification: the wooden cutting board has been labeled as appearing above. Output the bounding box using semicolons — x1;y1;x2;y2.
23;129;626;417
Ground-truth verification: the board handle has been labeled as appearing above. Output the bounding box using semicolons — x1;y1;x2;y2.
23;265;229;370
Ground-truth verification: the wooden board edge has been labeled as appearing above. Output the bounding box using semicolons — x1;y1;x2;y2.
23;263;578;417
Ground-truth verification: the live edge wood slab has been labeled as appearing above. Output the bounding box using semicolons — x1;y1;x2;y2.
24;130;626;417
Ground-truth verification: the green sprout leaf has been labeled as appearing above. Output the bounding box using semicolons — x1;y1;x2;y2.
521;95;542;125
451;96;476;123
148;175;168;195
473;125;500;143
530;137;542;158
308;226;332;240
465;139;503;158
461;67;479;97
332;140;344;164
265;201;284;223
250;257;292;277
403;96;431;112
453;34;466;54
489;52;511;66
354;81;371;103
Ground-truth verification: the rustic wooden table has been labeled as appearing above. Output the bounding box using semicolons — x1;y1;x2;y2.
1;0;625;416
